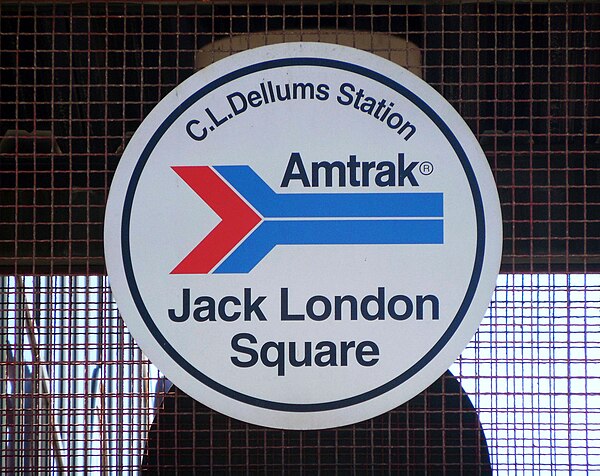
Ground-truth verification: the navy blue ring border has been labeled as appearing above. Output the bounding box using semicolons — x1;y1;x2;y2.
121;57;486;412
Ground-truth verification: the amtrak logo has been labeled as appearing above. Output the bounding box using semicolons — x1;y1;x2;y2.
171;158;443;274
104;43;502;430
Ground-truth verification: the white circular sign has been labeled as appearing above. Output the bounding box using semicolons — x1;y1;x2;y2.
105;43;502;430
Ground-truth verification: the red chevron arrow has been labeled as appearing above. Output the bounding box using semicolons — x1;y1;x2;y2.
170;166;261;274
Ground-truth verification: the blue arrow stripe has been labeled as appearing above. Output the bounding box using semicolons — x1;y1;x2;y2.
215;165;443;218
215;219;443;273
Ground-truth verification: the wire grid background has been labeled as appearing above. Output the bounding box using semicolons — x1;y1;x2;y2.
1;2;599;474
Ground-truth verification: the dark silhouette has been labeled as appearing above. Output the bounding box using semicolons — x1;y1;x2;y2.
142;371;492;474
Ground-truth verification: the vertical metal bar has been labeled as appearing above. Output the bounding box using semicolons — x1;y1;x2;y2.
0;276;13;473
13;277;26;473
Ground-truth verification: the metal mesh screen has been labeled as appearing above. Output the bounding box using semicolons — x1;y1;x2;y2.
1;2;599;474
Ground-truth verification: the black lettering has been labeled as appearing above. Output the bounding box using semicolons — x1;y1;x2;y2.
227;92;248;115
353;88;365;109
169;288;190;322
375;161;395;186
261;341;286;376
281;152;310;187
388;295;413;321
398;121;417;141
361;287;385;320
417;294;440;320
306;295;332;321
340;341;356;366
289;341;312;367
347;155;361;187
260;82;270;104
205;107;228;127
356;341;380;366
397;153;419;186
231;333;258;368
218;296;241;322
312;160;346;187
193;296;216;322
292;82;315;99
386;112;403;129
267;81;276;103
359;96;377;114
361;161;376;187
380;102;394;122
334;295;358;320
337;82;355;105
316;83;330;101
247;90;263;107
185;120;208;141
315;341;337;367
244;288;267;321
281;287;304;321
275;83;291;101
373;98;387;119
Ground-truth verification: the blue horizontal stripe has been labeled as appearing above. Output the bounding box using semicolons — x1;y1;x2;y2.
215;219;443;273
215;165;443;218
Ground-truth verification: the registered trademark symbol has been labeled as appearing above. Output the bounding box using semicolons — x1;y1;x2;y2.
419;161;434;175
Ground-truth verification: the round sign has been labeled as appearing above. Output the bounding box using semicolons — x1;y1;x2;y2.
105;43;502;430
